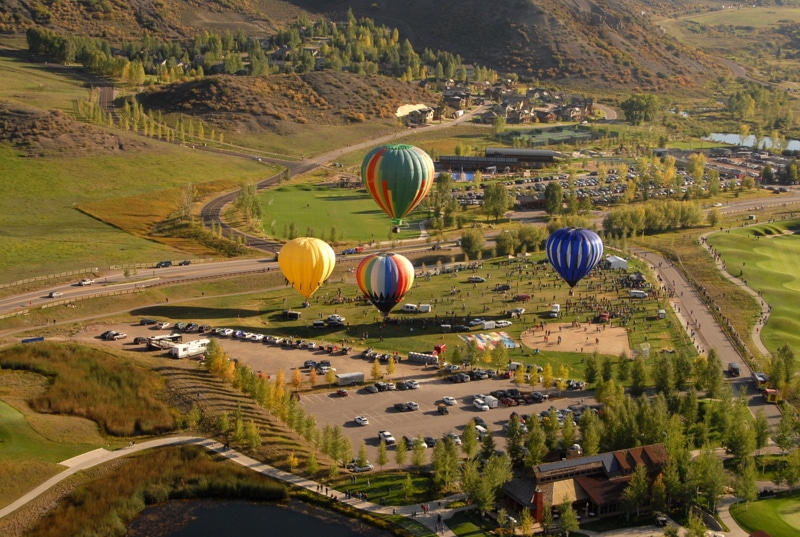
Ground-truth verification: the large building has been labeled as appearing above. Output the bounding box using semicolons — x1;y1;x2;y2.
437;148;562;173
503;443;668;522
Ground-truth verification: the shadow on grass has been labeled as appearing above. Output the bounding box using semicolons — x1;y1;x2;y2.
131;306;263;320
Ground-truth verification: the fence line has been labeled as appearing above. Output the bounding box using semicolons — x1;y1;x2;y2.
0;268;99;290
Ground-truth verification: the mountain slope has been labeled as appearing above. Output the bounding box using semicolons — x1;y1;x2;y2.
1;0;722;91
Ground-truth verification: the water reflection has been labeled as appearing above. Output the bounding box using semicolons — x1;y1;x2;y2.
704;133;800;151
127;499;390;537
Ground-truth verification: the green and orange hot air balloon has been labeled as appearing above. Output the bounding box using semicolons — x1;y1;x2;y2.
361;144;435;226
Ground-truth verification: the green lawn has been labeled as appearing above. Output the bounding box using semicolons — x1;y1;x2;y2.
730;491;800;537
259;182;429;244
708;220;800;356
328;471;438;506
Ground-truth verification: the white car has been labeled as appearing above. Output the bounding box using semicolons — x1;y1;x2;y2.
385;382;396;390
495;320;513;328
443;432;462;445
473;398;490;411
472;394;487;402
157;321;171;329
442;396;457;406
220;328;234;337
354;416;369;426
405;401;419;411
405;379;419;389
111;332;127;340
378;431;396;445
48;291;64;298
250;334;264;342
468;318;485;326
327;314;346;323
79;278;94;286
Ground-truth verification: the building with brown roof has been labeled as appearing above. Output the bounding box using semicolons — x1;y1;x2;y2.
503;443;668;522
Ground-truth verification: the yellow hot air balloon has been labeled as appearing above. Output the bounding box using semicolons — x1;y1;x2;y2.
278;237;336;299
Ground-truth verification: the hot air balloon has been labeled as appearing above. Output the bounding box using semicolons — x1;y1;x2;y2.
278;237;336;299
356;253;415;316
546;228;604;287
361;144;435;227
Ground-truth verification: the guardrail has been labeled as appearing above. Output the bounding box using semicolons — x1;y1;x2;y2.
0;268;99;290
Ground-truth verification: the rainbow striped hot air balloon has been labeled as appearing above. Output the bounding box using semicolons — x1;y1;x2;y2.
355;253;415;316
546;228;604;288
278;237;336;299
361;144;435;226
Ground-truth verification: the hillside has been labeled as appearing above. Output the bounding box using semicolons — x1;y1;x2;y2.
137;71;438;133
0;0;725;92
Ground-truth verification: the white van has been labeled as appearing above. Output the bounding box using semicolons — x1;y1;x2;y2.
550;304;561;318
401;304;419;313
630;290;648;299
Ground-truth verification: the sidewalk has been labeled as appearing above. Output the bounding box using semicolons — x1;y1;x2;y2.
0;436;462;536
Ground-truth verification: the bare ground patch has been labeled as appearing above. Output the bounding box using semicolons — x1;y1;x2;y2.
521;321;632;357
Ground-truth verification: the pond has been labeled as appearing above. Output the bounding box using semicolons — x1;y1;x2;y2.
704;133;800;151
126;499;391;537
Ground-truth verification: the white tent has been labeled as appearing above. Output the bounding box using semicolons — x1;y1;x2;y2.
605;255;628;270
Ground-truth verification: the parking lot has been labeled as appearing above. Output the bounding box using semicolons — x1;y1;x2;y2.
82;321;596;469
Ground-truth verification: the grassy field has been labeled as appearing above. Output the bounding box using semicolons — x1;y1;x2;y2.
0;142;276;281
707;220;800;356
0;370;112;508
730;490;800;537
259;182;431;244
0;47;90;111
329;471;437;506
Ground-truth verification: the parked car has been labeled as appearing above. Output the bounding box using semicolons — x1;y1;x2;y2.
336;389;348;397
347;463;374;473
452;325;470;333
494;284;511;292
111;332;127;340
467;276;486;283
378;431;396;445
405;401;419;411
405;379;419;389
354;416;369;426
495;320;513;327
363;385;379;394
156;260;172;268
394;402;410;412
178;260;191;266
442;396;457;406
157;321;171;329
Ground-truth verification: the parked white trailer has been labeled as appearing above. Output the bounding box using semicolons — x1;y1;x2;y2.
483;395;499;409
169;339;210;358
336;372;365;386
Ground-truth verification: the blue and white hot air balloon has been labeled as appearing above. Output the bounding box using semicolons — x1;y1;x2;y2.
546;228;604;287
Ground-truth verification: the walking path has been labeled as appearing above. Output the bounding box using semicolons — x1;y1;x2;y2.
700;229;772;357
0;436;463;536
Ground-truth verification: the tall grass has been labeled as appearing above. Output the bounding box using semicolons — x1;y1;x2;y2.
24;445;288;537
0;342;175;436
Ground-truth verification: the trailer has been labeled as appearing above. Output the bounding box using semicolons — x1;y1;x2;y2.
483;395;499;409
336;372;364;386
147;333;183;350
169;339;210;358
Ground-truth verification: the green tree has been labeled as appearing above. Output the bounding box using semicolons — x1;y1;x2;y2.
377;439;388;470
411;435;427;468
482;183;512;223
561;412;576;450
244;419;261;449
463;420;480;459
584;353;598;384
579;411;602;456
492;115;506;138
401;472;414;499
480;428;496;460
692;446;727;512
306;451;319;476
432;438;460;490
519;507;534;537
735;458;758;510
395;436;408;466
357;441;369;467
524;416;548;467
506;413;525;462
630;356;647;396
558;497;580;537
460;229;485;260
544;182;563;216
622;464;649;519
620;93;661;125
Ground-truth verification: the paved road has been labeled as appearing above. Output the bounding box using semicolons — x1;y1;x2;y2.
630;247;783;429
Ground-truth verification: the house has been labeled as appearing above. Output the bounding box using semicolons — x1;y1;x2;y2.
604;255;628;270
396;103;434;125
535;109;557;123
503;444;668;522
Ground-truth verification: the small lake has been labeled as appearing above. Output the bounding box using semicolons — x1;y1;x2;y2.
704;133;800;151
126;499;391;537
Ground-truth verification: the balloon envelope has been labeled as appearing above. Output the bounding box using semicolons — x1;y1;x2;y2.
546;228;604;287
361;144;435;225
356;253;415;315
278;237;336;299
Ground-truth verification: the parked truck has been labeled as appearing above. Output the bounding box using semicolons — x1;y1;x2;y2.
483;395;499;409
336;372;365;386
169;338;210;358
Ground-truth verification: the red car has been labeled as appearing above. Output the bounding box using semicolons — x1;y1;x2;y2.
336;389;349;397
